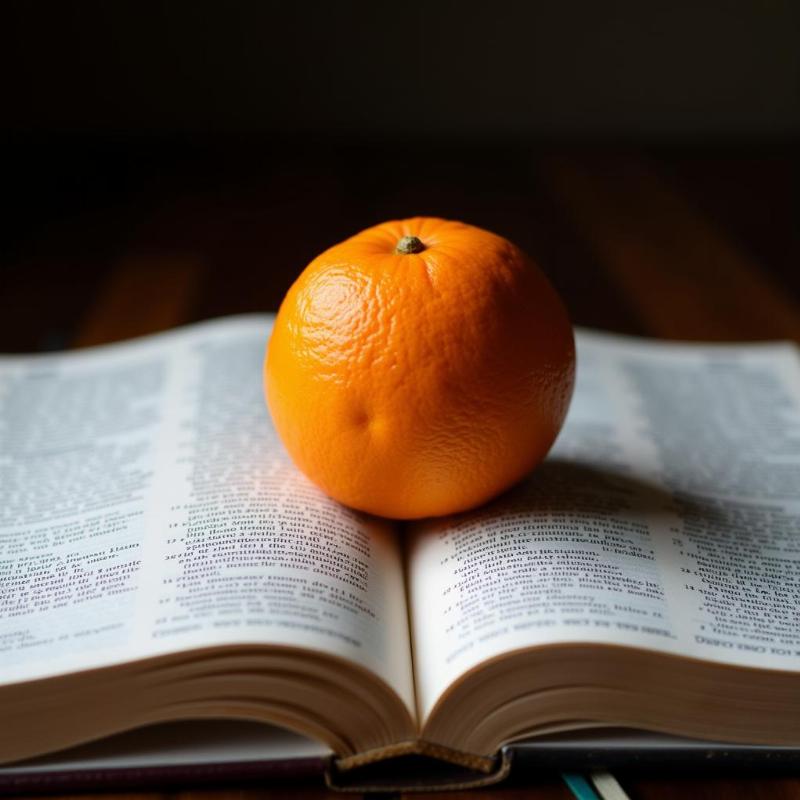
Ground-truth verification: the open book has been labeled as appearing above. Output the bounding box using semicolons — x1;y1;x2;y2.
2;315;800;788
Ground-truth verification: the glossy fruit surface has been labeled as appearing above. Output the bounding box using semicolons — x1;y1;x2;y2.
265;217;575;519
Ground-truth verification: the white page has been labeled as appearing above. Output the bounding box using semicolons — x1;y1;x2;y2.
409;329;800;721
0;316;414;717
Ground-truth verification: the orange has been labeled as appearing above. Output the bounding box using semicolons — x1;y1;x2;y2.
265;217;575;519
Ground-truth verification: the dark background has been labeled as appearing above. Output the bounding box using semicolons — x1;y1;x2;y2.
1;0;798;351
6;1;799;139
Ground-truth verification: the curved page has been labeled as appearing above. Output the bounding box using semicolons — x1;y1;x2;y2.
0;315;415;720
409;329;800;722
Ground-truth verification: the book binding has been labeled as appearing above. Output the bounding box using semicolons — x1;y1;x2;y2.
327;742;511;792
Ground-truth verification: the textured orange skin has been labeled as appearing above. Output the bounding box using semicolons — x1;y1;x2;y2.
265;217;575;520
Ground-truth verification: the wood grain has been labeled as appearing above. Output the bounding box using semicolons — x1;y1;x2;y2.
74;254;204;348
541;154;800;342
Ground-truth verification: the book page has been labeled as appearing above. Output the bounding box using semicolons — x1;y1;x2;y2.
0;316;414;716
408;329;800;721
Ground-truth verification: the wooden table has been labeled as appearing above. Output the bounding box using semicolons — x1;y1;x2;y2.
2;143;799;798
